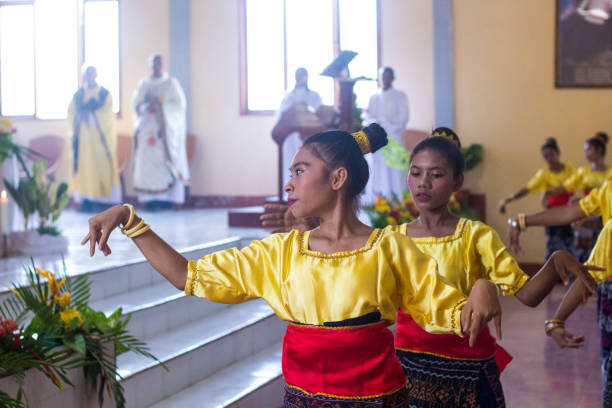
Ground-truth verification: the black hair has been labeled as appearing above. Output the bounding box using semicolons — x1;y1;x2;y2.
302;123;388;201
409;127;465;179
587;132;609;156
541;137;559;154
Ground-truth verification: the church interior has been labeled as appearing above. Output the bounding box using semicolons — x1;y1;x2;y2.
0;0;610;407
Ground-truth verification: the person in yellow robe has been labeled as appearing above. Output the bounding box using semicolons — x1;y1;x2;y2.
498;137;576;260
68;65;121;210
509;181;612;404
81;124;502;408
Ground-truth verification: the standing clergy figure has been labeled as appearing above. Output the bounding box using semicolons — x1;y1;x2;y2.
362;66;409;204
277;68;323;189
131;54;190;206
68;65;121;206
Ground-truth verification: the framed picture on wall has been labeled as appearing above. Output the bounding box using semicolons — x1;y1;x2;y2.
556;0;612;87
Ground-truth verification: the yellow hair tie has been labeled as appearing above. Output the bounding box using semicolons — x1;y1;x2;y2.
351;130;371;154
431;130;460;147
595;134;607;144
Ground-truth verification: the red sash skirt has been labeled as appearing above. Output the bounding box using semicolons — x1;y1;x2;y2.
548;192;573;208
395;311;512;372
282;321;406;398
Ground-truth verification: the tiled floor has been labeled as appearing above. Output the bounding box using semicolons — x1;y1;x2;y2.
0;208;604;407
501;284;602;407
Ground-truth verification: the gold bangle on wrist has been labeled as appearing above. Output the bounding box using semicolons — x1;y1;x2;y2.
544;319;565;336
544;319;565;325
123;218;144;236
121;204;135;231
518;213;527;231
128;224;151;238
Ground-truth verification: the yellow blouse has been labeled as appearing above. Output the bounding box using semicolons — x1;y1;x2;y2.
185;228;465;334
586;220;612;283
526;164;575;193
390;218;529;296
579;182;612;224
564;166;612;193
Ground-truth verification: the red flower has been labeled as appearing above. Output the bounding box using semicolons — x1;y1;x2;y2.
4;319;17;332
390;209;400;220
0;327;6;337
11;333;20;350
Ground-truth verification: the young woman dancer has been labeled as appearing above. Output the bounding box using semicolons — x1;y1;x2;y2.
262;127;598;408
509;181;612;406
546;132;611;262
83;124;501;408
498;137;576;260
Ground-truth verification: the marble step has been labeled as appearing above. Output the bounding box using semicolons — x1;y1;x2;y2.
150;341;284;408
118;299;287;408
89;280;228;341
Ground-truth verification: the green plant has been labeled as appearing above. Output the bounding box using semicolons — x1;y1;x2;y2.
4;160;68;233
0;260;163;407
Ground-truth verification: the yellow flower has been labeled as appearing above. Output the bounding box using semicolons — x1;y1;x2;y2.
54;292;71;308
60;309;82;328
0;117;12;134
374;195;391;213
386;216;398;225
36;268;66;297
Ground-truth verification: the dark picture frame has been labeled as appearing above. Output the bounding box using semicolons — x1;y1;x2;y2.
556;0;612;87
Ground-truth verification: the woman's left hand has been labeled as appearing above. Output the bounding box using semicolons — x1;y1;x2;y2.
461;279;502;347
550;250;600;294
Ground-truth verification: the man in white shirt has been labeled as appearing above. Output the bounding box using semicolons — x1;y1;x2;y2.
277;68;322;189
362;67;409;204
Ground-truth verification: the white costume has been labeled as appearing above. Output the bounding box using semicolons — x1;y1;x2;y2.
131;73;189;204
362;86;409;204
277;87;322;189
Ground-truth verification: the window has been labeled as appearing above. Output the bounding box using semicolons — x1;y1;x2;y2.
240;0;379;113
0;0;120;119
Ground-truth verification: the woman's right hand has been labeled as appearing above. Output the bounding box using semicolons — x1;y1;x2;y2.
260;203;317;233
498;199;507;214
81;205;130;257
550;326;585;348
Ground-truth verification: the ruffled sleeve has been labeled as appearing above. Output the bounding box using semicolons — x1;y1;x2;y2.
586;220;612;284
185;232;289;304
579;182;611;223
472;222;530;295
383;233;466;335
564;168;585;192
526;168;547;193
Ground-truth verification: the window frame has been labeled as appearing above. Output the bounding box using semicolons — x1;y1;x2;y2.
238;0;381;116
0;0;122;120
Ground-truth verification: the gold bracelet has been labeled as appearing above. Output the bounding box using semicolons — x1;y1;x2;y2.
128;224;151;238
518;213;527;231
123;218;144;236
545;322;564;336
121;204;135;231
544;318;565;325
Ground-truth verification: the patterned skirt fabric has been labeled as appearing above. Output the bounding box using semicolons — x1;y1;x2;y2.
574;216;603;263
598;281;612;407
283;384;410;408
544;225;575;260
397;350;505;408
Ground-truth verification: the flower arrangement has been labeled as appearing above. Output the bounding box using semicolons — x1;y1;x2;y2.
0;261;161;407
364;136;483;227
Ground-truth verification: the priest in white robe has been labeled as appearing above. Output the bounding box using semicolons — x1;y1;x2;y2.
68;65;121;208
131;54;190;208
361;66;409;204
277;68;322;189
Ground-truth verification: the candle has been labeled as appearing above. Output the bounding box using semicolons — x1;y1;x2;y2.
0;190;9;235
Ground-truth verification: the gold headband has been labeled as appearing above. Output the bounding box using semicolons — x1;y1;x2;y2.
352;130;371;154
431;130;460;147
594;134;607;144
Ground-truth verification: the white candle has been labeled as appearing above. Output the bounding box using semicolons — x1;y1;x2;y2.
0;190;9;235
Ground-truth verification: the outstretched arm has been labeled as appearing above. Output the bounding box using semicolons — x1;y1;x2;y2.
508;201;586;253
514;250;598;307
82;205;189;290
498;187;530;214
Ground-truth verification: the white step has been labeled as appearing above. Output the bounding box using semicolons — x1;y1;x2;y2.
150;341;284;408
119;299;287;408
89;281;228;341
